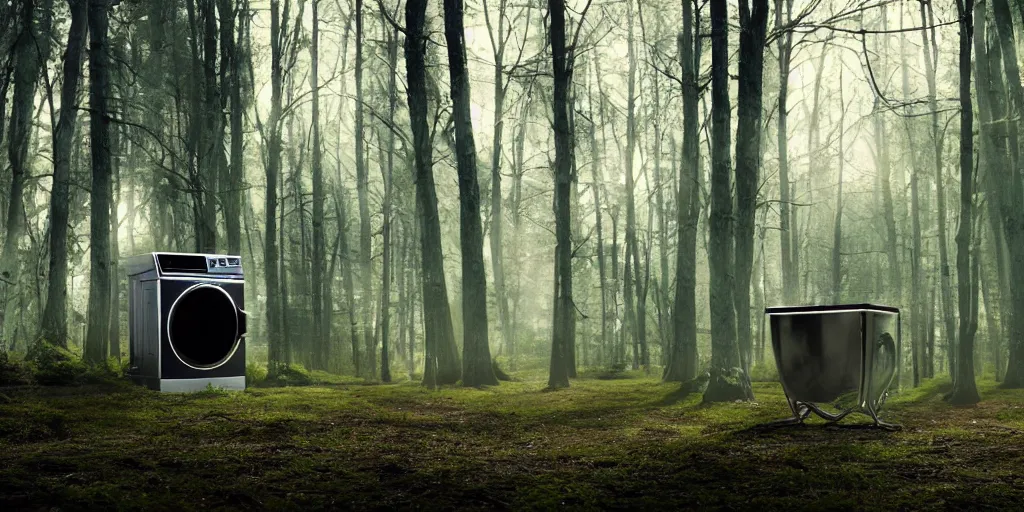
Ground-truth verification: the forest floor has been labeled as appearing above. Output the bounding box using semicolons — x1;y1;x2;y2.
1;372;1024;511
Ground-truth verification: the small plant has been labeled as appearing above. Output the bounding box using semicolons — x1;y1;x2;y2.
192;383;229;397
246;362;268;386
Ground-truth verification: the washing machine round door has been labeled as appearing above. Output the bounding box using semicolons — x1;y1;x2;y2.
167;284;240;369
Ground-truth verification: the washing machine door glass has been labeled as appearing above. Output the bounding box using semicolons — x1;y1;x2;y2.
168;284;240;369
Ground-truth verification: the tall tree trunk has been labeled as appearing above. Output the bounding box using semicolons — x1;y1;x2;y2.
3;0;54;344
354;0;376;379
220;0;243;255
775;0;796;305
309;0;326;370
379;16;399;383
733;0;768;381
335;186;360;376
831;70;845;304
901;11;922;387
920;0;956;377
949;0;979;405
976;10;1009;383
872;5;900;311
264;0;286;370
109;137;122;360
622;0;648;371
991;0;1024;388
39;0;87;348
443;0;498;387
485;0;516;365
84;0;112;365
547;0;574;389
666;0;700;382
704;0;749;402
588;64;609;370
405;0;461;386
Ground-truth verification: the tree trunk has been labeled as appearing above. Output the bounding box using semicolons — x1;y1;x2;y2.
948;0;979;405
379;17;399;383
733;0;768;381
900;15;922;388
666;0;700;382
3;0;54;344
405;0;461;386
831;70;845;304
84;0;112;365
775;0;796;305
547;0;574;389
704;0;749;403
919;0;957;378
264;0;286;370
308;0;326;370
354;0;376;379
588;61;608;370
486;0;515;365
991;0;1024;388
442;0;498;387
39;0;87;348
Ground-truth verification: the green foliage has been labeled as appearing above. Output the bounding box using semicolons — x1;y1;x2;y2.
25;342;88;386
245;362;268;386
0;351;32;386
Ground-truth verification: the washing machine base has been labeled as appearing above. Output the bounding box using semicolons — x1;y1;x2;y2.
157;376;245;392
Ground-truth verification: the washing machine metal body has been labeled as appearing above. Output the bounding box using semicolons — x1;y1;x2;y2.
126;252;247;392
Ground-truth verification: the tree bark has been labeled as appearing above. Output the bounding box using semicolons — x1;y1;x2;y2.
547;0;574;389
264;0;286;370
379;14;399;383
733;0;768;381
704;0;749;402
308;0;327;370
405;0;461;386
900;13;922;387
775;0;797;305
991;0;1024;388
949;0;979;405
442;0;498;387
39;0;88;348
84;0;112;365
3;0;54;344
919;0;956;378
831;70;845;304
666;0;700;382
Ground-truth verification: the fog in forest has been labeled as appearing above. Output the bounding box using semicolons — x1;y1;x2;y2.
0;0;1020;405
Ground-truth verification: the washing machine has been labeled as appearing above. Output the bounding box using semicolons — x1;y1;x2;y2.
126;252;247;392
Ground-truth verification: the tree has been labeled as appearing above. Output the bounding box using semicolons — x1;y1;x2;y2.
3;0;54;344
546;0;573;389
84;0;112;365
703;0;749;403
309;0;327;370
39;0;88;348
948;0;979;406
733;0;768;381
442;0;498;387
665;0;700;383
405;0;461;386
991;0;1024;388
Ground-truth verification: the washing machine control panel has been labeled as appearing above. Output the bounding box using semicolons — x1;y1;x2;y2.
206;255;243;275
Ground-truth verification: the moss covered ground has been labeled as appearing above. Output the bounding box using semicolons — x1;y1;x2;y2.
1;372;1023;510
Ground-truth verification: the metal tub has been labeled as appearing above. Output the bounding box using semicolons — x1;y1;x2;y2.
765;304;901;428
